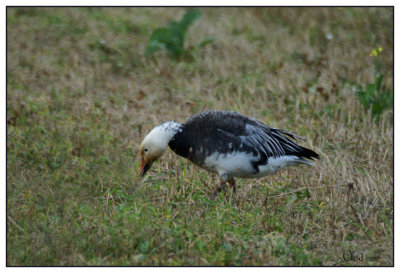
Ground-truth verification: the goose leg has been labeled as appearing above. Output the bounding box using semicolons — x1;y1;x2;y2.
209;177;236;200
227;178;236;194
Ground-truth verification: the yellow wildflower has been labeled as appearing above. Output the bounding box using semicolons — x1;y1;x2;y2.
369;46;383;57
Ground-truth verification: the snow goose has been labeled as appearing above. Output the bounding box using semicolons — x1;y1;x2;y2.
139;110;319;198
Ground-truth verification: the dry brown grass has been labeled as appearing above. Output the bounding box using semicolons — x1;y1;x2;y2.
7;7;393;266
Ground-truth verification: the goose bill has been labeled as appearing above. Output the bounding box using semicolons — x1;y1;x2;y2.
139;161;152;177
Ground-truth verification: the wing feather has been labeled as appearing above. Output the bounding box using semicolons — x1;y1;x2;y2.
218;122;302;158
241;122;304;158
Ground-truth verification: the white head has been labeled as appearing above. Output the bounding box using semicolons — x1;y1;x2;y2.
139;121;182;176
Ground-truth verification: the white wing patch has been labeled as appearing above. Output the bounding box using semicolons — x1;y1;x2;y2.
204;152;259;177
203;153;310;179
257;156;304;176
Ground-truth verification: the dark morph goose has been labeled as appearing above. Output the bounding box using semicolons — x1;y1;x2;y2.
139;110;319;198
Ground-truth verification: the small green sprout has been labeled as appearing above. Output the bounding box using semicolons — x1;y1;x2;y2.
145;9;214;61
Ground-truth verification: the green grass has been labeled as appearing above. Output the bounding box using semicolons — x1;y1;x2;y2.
7;7;393;266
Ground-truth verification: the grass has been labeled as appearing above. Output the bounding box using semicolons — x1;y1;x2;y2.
7;7;393;266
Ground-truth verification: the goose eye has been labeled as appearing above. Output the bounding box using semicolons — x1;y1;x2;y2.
144;148;148;152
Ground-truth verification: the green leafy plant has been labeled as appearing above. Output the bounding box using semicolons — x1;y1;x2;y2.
355;47;393;119
145;9;214;60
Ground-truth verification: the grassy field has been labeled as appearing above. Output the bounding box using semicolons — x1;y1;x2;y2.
7;7;393;266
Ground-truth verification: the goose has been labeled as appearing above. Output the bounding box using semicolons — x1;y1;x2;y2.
139;110;319;198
